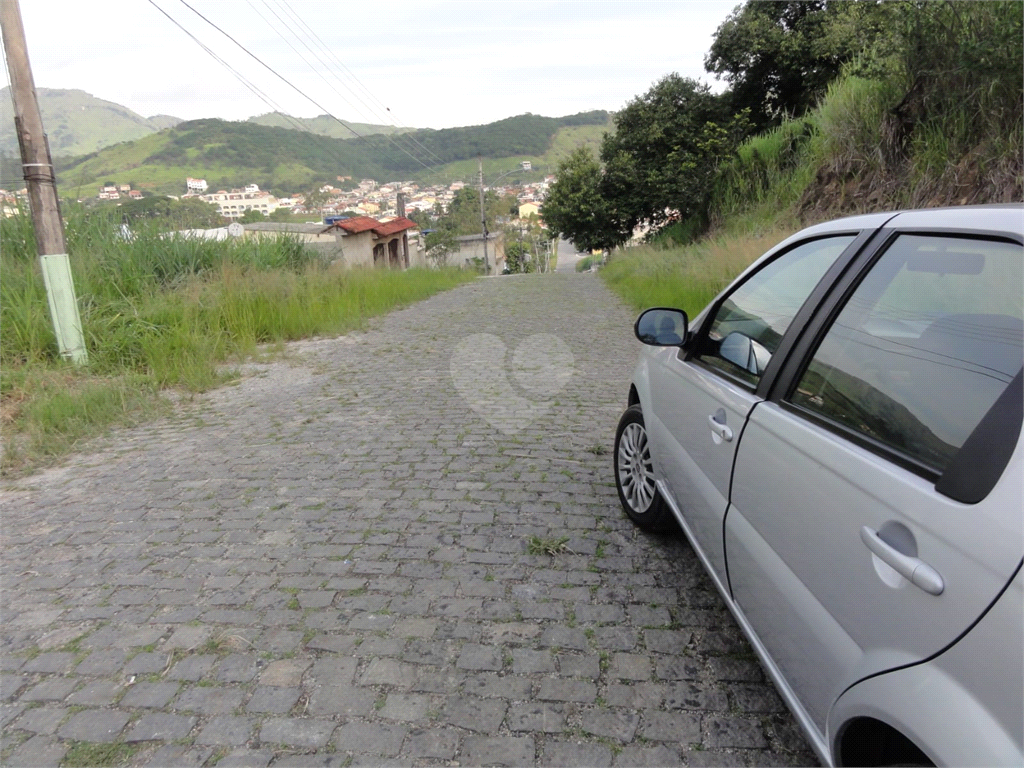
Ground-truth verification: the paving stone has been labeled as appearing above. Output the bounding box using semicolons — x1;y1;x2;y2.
664;682;729;712
22;653;76;674
66;680;124;707
333;721;408;755
75;648;129;676
643;629;693;655
541;740;613;767
20;677;76;702
166;654;217;681
125;712;197;742
442;695;507;732
706;716;769;749
260;658;311;687
462;735;536;766
119;681;180;708
214;750;274;768
609;652;652;681
358;657;419;687
10;705;67;735
4;734;66;768
247;685;301;714
260;716;337;748
582;708;641;741
123;652;168;675
613;744;685;766
402;727;459;759
537;679;596;703
603;682;663;711
456;643;503;671
195;715;256;746
216;653;260;683
378;692;431;722
174;685;245;714
58;708;130;742
639;711;702;744
139;744;214;767
512;649;556;674
507;702;566;733
558;653;600;679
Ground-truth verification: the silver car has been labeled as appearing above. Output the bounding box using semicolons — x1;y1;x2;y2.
614;205;1023;766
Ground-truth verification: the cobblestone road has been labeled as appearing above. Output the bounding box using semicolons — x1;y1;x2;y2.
1;274;816;767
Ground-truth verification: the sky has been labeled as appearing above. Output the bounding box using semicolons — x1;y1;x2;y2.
8;0;739;130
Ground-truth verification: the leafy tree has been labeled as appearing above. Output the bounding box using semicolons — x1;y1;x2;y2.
705;1;887;131
239;208;265;223
599;74;749;232
268;207;294;222
425;229;458;266
542;147;629;253
115;195;224;228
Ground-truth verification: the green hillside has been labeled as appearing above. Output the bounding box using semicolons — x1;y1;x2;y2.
54;111;611;196
248;112;411;139
0;88;181;157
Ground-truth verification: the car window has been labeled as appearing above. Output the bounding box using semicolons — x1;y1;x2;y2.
699;236;856;386
790;234;1024;474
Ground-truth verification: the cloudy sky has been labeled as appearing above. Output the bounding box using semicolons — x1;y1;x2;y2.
7;0;738;130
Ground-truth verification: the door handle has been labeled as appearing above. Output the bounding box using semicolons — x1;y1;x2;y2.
707;414;733;442
860;526;944;595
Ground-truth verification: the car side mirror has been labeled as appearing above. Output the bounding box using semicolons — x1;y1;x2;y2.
635;308;689;347
719;331;771;375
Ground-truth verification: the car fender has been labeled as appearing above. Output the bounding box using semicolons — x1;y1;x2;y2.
828;566;1023;767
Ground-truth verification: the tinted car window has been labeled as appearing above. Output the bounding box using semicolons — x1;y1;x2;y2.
790;234;1024;474
700;236;855;386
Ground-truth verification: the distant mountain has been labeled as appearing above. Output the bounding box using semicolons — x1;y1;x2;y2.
248;112;410;139
0;88;183;157
54;111;611;196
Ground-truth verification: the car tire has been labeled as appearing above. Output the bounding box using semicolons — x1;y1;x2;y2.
614;405;675;533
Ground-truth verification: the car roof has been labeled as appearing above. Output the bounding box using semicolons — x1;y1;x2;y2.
798;204;1024;238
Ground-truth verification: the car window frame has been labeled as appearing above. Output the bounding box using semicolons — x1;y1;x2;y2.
683;229;879;399
770;226;1024;496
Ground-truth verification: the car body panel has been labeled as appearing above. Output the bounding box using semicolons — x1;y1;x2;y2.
725;401;1023;730
828;565;1023;767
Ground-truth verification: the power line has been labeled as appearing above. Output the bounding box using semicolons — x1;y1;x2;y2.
268;0;448;168
242;0;431;175
146;0;308;134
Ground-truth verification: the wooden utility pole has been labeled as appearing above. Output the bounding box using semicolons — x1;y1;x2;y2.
477;156;489;273
1;0;87;363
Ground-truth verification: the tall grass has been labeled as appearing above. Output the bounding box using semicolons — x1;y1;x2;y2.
601;228;792;315
1;207;475;475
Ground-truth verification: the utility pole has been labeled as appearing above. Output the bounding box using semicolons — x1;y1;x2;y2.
1;0;87;363
477;156;489;273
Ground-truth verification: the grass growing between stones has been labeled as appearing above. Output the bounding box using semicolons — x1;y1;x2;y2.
1;209;476;477
62;741;143;767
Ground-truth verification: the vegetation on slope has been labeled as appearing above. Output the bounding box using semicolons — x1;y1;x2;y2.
54;111;610;196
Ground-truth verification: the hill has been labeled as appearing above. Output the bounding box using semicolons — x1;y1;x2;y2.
0;88;182;157
247;112;411;139
54;111;612;196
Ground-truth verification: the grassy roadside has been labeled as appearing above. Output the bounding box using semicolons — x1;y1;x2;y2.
1;211;475;477
600;225;794;316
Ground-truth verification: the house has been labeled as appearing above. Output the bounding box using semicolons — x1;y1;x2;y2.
455;232;505;275
322;215;420;269
518;202;540;220
186;177;208;193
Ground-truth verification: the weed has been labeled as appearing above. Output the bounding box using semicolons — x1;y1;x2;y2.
527;535;569;556
587;443;608;456
61;741;143;767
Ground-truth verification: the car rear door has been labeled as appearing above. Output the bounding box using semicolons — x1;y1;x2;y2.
724;224;1024;734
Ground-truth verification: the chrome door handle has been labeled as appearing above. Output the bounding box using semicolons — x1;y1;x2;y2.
860;526;944;595
707;414;733;442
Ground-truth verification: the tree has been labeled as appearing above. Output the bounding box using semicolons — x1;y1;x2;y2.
541;147;630;253
424;229;458;266
239;208;265;223
268;207;293;222
598;74;748;232
705;1;889;131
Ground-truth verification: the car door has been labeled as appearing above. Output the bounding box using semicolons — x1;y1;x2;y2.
644;234;858;583
724;229;1024;736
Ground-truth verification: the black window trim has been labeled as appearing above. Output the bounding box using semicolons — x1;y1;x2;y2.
683;229;879;398
770;227;1024;496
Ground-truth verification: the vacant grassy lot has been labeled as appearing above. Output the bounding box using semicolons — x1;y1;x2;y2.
1;210;475;476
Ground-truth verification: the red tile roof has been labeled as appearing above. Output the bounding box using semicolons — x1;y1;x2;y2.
372;217;417;237
335;216;379;234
